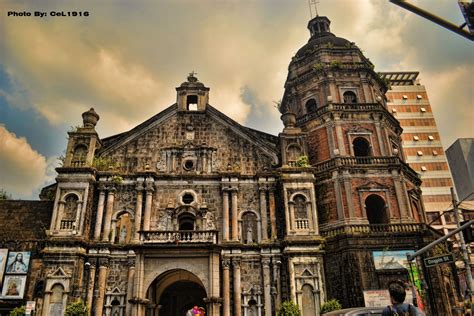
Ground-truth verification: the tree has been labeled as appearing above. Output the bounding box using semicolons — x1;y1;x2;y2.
278;301;301;316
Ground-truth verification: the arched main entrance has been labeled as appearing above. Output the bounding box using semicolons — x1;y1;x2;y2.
146;269;207;316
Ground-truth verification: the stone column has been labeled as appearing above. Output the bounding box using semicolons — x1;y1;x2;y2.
233;259;242;316
334;114;346;156
269;189;277;239
374;120;387;156
86;263;96;316
259;188;268;241
392;170;408;220
273;260;282;310
143;181;155;231
133;183;144;242
222;260;231;316
55;201;65;230
343;172;355;219
102;187;116;242
126;258;135;316
74;201;83;233
262;258;272;316
222;188;230;241
110;219;117;243
95;259;109;316
231;188;239;241
94;185;106;239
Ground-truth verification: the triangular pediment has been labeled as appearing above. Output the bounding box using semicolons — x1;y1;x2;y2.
49;266;69;278
97;104;280;172
301;269;313;277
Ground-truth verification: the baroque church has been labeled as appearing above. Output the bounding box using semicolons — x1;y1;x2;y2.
0;15;461;316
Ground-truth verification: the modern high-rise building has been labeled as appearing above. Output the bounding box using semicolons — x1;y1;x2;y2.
446;138;474;202
380;72;457;235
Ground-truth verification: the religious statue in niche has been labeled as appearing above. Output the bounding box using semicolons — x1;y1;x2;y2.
246;224;253;243
157;210;172;230
203;211;215;230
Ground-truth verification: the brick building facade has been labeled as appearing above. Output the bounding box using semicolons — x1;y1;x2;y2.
0;15;461;316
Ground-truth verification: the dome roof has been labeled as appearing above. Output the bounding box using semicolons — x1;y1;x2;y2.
295;32;352;57
293;16;354;59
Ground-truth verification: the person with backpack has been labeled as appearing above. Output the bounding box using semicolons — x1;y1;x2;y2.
382;281;420;316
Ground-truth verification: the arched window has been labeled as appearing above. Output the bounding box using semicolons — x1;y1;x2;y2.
72;144;88;165
115;213;132;244
242;212;258;244
302;284;316;316
294;195;307;219
293;195;309;230
187;95;198;111
178;213;195;231
287;144;302;164
248;299;258;316
343;91;357;103
365;194;388;224
49;284;65;315
111;299;121;316
305;99;317;113
353;137;371;157
64;194;79;219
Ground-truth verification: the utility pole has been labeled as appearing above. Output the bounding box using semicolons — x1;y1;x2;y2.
451;187;473;298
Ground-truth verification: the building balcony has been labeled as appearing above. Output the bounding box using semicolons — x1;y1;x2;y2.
141;230;218;244
296;102;399;128
313;156;421;185
320;223;440;238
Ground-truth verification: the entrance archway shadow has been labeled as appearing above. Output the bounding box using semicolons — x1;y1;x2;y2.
146;269;207;316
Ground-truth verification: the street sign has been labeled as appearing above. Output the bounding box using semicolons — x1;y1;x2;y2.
424;253;455;267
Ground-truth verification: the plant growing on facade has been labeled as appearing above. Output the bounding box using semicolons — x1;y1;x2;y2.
330;60;341;69
111;175;124;184
65;300;88;316
321;298;342;313
296;155;310;168
313;63;324;72
277;301;301;316
9;306;25;316
93;156;115;171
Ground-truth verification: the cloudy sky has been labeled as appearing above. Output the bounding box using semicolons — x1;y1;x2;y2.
0;0;472;199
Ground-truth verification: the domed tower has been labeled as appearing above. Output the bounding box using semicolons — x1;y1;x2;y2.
281;15;421;228
279;16;457;312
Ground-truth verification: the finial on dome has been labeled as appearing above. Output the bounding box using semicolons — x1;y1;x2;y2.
82;107;100;128
188;71;198;83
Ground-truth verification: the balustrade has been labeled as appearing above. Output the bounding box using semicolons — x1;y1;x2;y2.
142;230;218;244
60;219;75;230
295;219;309;230
321;223;424;238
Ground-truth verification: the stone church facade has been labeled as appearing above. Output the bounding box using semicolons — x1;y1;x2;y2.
0;16;461;316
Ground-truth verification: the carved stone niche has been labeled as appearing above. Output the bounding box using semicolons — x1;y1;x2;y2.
157;145;216;174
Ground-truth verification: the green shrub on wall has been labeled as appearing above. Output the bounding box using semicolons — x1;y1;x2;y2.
65;300;88;316
321;298;342;313
9;306;25;316
278;301;301;316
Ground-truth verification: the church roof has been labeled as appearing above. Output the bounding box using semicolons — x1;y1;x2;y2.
99;103;279;158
